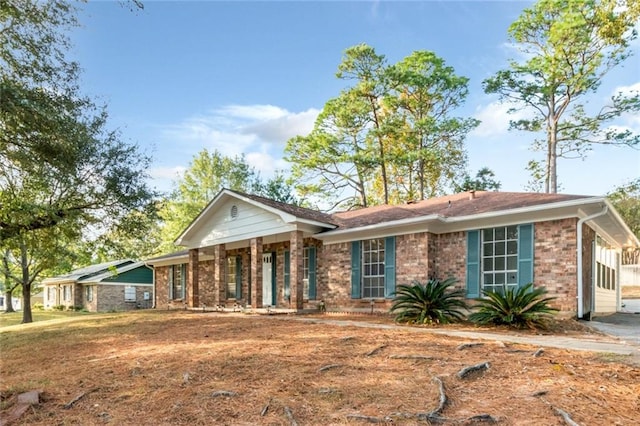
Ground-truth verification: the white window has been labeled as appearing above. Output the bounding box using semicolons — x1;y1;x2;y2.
482;226;518;294
124;286;136;302
362;238;385;299
302;247;310;299
595;236;617;291
86;286;94;302
64;285;71;301
169;264;186;300
226;256;237;299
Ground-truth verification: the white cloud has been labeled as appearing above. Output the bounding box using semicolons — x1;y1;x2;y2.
612;81;640;97
245;152;288;176
242;108;319;143
471;101;530;138
149;166;187;180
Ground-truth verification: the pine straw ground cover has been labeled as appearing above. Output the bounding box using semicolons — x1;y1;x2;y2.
1;311;639;425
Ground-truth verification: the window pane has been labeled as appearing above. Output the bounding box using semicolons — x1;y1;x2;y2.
507;241;517;255
507;226;518;240
495;273;505;284
483;243;493;256
483;258;493;271
495;242;505;256
495;227;505;241
483;229;493;241
495;257;505;271
507;255;517;270
484;274;494;284
507;273;517;284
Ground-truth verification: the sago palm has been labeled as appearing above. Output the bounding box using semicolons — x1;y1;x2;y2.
468;283;557;329
390;278;468;324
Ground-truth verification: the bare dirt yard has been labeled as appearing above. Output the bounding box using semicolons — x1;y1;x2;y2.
1;311;639;425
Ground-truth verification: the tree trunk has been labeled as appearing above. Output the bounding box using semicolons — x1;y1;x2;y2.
4;290;15;313
546;116;558;194
20;242;33;324
2;250;15;313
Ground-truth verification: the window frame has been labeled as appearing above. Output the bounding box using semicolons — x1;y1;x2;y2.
226;256;237;299
124;286;136;302
481;225;519;294
169;264;186;300
361;238;386;299
85;286;94;302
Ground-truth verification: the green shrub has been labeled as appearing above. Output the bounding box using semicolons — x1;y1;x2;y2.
390;278;468;324
52;305;65;311
32;303;44;311
468;283;558;329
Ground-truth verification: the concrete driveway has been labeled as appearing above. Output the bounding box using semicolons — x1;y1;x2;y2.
590;299;640;346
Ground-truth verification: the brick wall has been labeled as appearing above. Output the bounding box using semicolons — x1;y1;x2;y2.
534;218;578;313
433;231;468;292
395;232;431;285
96;284;152;312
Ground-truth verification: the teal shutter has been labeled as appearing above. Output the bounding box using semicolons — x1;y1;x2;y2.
284;251;290;300
235;256;242;299
517;224;534;288
351;241;361;299
180;264;187;299
308;247;317;300
271;252;277;305
384;236;396;298
168;266;174;299
466;231;481;298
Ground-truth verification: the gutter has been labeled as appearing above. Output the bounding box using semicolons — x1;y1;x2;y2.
576;205;608;319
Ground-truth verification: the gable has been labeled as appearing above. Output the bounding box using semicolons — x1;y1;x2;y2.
181;198;297;248
101;266;153;284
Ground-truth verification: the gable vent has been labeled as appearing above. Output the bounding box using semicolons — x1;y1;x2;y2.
230;205;239;220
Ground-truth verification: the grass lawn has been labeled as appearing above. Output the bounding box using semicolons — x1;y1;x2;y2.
0;310;96;328
1;311;638;425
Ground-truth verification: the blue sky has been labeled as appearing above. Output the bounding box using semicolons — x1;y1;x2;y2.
71;0;640;197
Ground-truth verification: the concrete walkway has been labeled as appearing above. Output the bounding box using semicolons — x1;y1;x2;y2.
292;317;640;359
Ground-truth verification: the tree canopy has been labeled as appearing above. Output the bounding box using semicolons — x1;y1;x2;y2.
1;0;156;322
483;0;640;193
286;44;478;210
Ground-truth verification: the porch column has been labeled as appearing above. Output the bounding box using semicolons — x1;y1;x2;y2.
290;230;304;310
188;249;199;308
213;244;226;306
251;237;263;308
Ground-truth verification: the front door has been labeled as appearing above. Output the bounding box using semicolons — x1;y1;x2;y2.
262;253;274;306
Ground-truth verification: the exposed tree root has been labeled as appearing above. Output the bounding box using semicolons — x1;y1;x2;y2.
457;342;484;350
345;413;393;423
284;406;298;426
457;361;490;379
260;400;270;416
533;391;580;426
211;390;237;397
552;407;580;426
533;348;545;357
389;354;433;360
365;344;387;357
318;364;342;372
63;388;97;409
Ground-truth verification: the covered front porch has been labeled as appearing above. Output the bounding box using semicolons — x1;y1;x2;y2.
165;189;334;312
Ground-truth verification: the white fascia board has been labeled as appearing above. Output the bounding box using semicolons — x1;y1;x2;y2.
81;281;153;287
41;278;75;286
145;255;190;267
175;189;321;246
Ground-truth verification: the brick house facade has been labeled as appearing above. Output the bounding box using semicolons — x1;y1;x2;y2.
42;260;153;312
147;190;638;318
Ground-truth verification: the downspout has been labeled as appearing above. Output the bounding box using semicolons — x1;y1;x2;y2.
145;262;155;309
577;205;608;319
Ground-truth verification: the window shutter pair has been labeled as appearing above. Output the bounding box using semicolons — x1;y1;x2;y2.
465;224;534;298
351;237;396;299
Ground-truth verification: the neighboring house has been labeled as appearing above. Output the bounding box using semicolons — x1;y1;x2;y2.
0;290;43;311
42;260;153;312
146;189;639;319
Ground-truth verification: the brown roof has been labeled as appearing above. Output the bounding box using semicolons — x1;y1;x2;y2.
229;189;337;226
329;191;592;229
